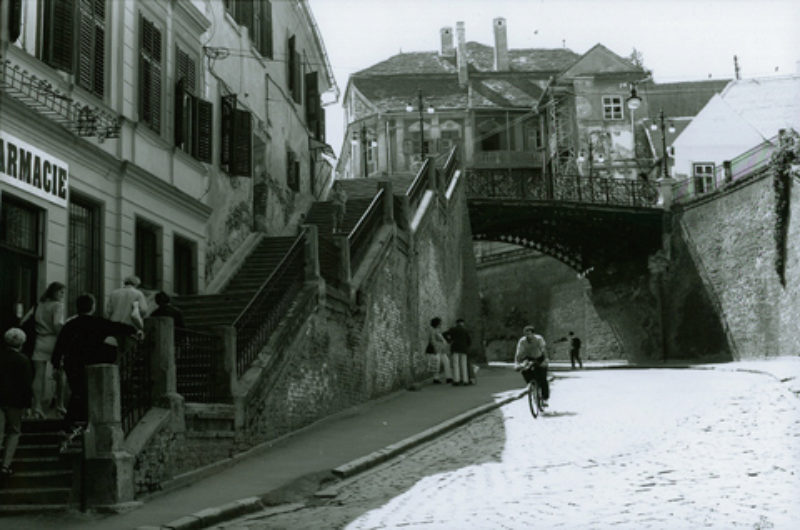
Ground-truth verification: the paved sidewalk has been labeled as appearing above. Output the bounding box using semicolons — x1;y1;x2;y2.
5;357;797;530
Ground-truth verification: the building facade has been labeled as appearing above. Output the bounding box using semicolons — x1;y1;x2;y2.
0;0;336;332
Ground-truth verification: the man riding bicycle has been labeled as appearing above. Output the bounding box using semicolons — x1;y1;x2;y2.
514;325;550;407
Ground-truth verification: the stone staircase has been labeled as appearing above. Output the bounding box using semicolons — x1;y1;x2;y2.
0;419;75;511
175;236;298;329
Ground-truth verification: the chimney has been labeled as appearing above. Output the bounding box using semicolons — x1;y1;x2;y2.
456;21;468;87
493;17;509;71
440;27;455;57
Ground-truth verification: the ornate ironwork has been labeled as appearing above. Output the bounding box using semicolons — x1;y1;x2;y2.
233;231;307;377
1;58;121;140
120;339;152;435
466;169;658;208
175;327;226;403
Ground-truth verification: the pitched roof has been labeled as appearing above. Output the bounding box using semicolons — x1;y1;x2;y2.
720;75;800;138
641;79;731;118
558;43;643;80
355;42;579;76
352;76;468;112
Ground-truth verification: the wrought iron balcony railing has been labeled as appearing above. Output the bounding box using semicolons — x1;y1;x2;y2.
1;57;121;140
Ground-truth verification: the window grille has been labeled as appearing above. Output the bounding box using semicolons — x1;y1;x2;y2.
602;95;623;120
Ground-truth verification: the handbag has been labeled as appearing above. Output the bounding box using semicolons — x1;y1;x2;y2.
20;304;37;356
425;340;435;354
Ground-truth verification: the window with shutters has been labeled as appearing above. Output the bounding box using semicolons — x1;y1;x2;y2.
220;95;253;177
174;47;213;163
287;35;302;104
693;163;715;194
224;0;272;59
286;150;299;191
139;15;163;134
305;71;323;139
39;0;105;99
8;0;22;43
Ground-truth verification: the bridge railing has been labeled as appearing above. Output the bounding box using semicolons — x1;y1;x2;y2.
465;169;659;208
406;157;432;211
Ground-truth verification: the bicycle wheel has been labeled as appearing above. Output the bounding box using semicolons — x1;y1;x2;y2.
527;380;540;418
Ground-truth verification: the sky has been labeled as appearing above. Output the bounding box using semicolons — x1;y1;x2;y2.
308;0;800;158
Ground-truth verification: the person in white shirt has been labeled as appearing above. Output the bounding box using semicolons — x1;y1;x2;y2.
514;325;550;406
104;275;148;361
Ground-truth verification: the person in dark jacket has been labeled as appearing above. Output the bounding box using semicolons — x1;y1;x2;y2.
0;328;34;476
150;291;186;329
52;294;140;434
444;319;472;386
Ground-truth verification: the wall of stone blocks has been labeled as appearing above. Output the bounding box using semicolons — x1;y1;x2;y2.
477;253;620;361
673;172;800;358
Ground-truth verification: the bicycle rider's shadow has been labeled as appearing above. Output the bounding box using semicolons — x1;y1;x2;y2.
542;410;578;418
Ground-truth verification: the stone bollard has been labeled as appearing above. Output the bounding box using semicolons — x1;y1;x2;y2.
212;325;237;403
84;364;134;507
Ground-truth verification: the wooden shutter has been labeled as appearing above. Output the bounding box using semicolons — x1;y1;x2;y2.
305;71;319;135
8;0;22;42
196;99;213;163
287;36;296;98
293;50;302;104
176;47;196;94
76;0;104;98
174;79;187;149
140;16;162;133
318;107;326;142
43;0;75;73
231;109;252;177
235;0;253;29
220;94;236;169
260;1;273;58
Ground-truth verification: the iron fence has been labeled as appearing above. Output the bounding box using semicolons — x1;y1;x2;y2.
466;169;659;208
119;337;152;435
174;327;226;403
233;231;307;377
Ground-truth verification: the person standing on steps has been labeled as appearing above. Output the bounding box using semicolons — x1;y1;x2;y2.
105;275;148;363
53;294;141;440
445;319;472;386
150;291;186;330
428;317;452;384
0;328;33;477
330;181;348;234
24;282;65;419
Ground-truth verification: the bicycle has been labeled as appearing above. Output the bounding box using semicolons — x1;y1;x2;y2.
518;359;547;419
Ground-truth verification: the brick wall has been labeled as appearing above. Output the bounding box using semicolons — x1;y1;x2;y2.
673;172;800;358
240;177;478;445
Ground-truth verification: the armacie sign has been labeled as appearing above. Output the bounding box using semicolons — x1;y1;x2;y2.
0;131;69;207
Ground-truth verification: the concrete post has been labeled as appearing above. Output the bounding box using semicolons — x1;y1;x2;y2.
145;317;185;432
427;158;439;193
398;194;411;230
723;160;732;184
378;181;394;224
84;364;134;506
212;325;237;403
301;224;320;282
658;177;674;210
335;234;352;286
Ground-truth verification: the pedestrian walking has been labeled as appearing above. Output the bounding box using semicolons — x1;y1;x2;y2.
150;291;186;329
427;317;452;384
556;331;583;369
52;294;140;439
0;328;34;477
330;181;348;234
22;282;65;418
444;319;472;386
105;275;148;362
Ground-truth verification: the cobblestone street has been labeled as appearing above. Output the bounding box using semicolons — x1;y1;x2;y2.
216;369;800;529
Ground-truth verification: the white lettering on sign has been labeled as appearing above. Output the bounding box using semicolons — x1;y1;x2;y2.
0;131;69;207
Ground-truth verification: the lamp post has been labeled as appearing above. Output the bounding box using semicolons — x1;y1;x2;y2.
355;124;377;178
651;109;675;180
406;88;434;159
626;85;642;167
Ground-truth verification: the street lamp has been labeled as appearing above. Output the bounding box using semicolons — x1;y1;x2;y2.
650;109;675;179
406;88;434;159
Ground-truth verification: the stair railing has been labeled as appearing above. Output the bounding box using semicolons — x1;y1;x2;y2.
347;188;385;273
119;337;153;435
232;229;308;377
405;157;432;212
441;146;459;191
174;326;226;402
